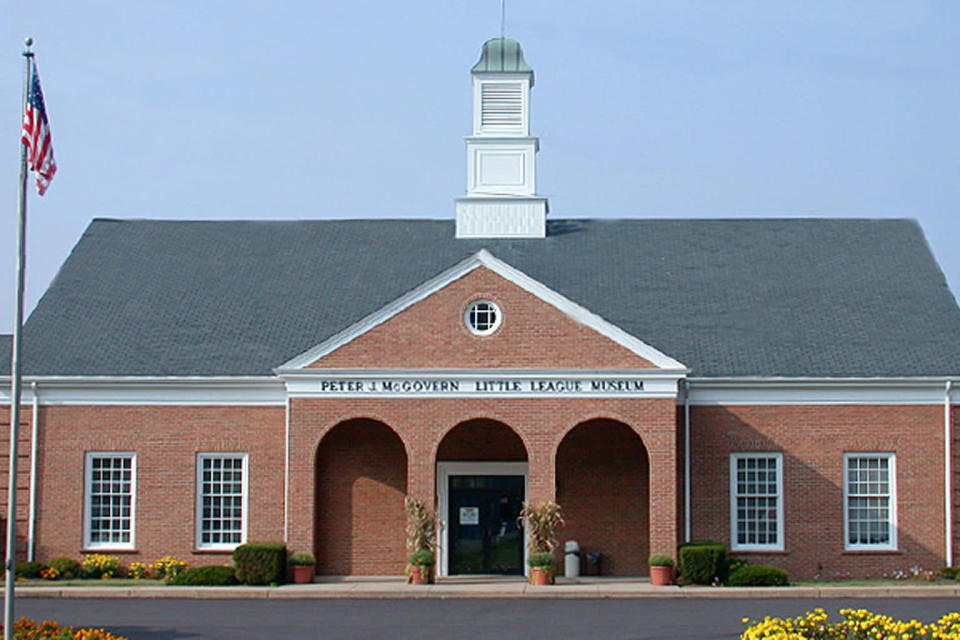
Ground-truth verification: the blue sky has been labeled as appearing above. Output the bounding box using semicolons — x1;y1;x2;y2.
2;1;959;332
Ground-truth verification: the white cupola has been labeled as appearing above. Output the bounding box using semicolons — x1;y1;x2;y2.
455;38;548;238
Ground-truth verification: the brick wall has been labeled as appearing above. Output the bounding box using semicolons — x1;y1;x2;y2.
0;404;33;560
308;267;657;370
691;404;947;580
557;419;650;575
314;419;406;575
29;405;284;566
7;398;954;579
289;396;678;575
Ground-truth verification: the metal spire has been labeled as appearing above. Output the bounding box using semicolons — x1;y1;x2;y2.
500;0;506;39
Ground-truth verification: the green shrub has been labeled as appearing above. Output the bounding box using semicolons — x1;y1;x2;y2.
677;542;726;584
408;549;434;567
728;564;788;586
726;557;748;576
171;565;238;586
940;566;960;580
15;561;47;579
233;542;286;585
288;552;315;567
527;552;555;568
648;554;674;567
48;557;81;579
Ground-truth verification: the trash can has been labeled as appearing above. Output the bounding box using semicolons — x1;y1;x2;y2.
584;551;602;576
564;540;580;578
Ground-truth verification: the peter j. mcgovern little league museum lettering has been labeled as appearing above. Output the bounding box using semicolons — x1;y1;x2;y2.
306;376;648;396
3;36;960;582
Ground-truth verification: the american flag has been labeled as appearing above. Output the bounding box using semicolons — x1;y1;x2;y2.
21;62;56;195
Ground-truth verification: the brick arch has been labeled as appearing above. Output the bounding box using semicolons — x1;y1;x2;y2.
435;418;528;462
556;418;650;576
314;418;407;575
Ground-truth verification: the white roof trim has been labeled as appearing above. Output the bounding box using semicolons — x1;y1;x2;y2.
0;376;285;406
686;377;960;406
278;249;687;371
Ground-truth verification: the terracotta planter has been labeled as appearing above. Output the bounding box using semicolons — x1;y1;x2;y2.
649;565;674;586
292;565;315;584
529;566;554;586
408;564;433;585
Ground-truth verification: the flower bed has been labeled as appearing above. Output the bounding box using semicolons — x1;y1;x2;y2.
2;617;127;639
741;608;960;639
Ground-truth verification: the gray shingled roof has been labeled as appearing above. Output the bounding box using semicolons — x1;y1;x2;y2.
16;217;960;377
0;335;9;373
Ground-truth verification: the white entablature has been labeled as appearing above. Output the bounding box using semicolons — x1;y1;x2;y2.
456;38;548;238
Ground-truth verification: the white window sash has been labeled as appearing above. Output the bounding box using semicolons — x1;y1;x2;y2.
729;452;784;551
83;452;136;550
195;452;249;550
843;452;897;551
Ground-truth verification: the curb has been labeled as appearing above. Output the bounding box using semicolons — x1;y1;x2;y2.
10;585;960;600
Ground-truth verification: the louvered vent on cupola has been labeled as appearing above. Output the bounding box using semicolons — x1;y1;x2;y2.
480;82;524;132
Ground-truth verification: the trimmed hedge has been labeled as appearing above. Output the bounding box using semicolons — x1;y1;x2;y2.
15;561;46;579
940;566;960;580
171;565;238;586
234;542;286;585
728;564;788;586
677;542;727;585
49;557;81;579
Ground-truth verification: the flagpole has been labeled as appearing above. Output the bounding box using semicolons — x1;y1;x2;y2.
5;36;33;640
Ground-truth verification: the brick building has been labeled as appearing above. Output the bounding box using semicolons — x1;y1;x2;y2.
3;38;960;580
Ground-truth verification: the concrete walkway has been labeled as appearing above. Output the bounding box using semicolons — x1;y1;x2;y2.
13;576;960;599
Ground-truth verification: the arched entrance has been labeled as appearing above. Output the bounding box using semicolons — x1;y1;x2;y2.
436;419;528;576
556;419;650;575
314;418;407;575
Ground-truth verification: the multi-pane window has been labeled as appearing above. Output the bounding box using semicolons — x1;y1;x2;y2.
730;453;784;551
465;300;501;335
844;453;896;550
196;453;248;549
84;453;136;549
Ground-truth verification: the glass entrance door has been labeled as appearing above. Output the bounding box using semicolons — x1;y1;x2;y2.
448;475;524;575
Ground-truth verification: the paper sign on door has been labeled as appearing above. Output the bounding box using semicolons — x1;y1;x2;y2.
459;506;479;525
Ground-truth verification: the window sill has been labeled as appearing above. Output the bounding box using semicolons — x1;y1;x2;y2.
842;549;901;555
80;548;138;554
731;549;789;555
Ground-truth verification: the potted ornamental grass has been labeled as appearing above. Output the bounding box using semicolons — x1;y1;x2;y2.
289;552;316;584
405;497;438;584
648;553;675;586
518;500;564;585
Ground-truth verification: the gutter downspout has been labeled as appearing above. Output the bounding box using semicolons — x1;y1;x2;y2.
946;380;953;567
27;382;38;562
684;379;691;543
283;395;290;544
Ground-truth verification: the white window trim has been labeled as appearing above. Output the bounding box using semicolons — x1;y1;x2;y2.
843;452;897;551
83;451;137;550
195;452;249;550
729;452;785;552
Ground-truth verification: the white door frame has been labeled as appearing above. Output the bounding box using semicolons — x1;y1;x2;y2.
436;461;529;578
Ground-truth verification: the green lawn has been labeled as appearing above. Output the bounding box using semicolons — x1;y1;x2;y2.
15;578;165;587
792;578;956;587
